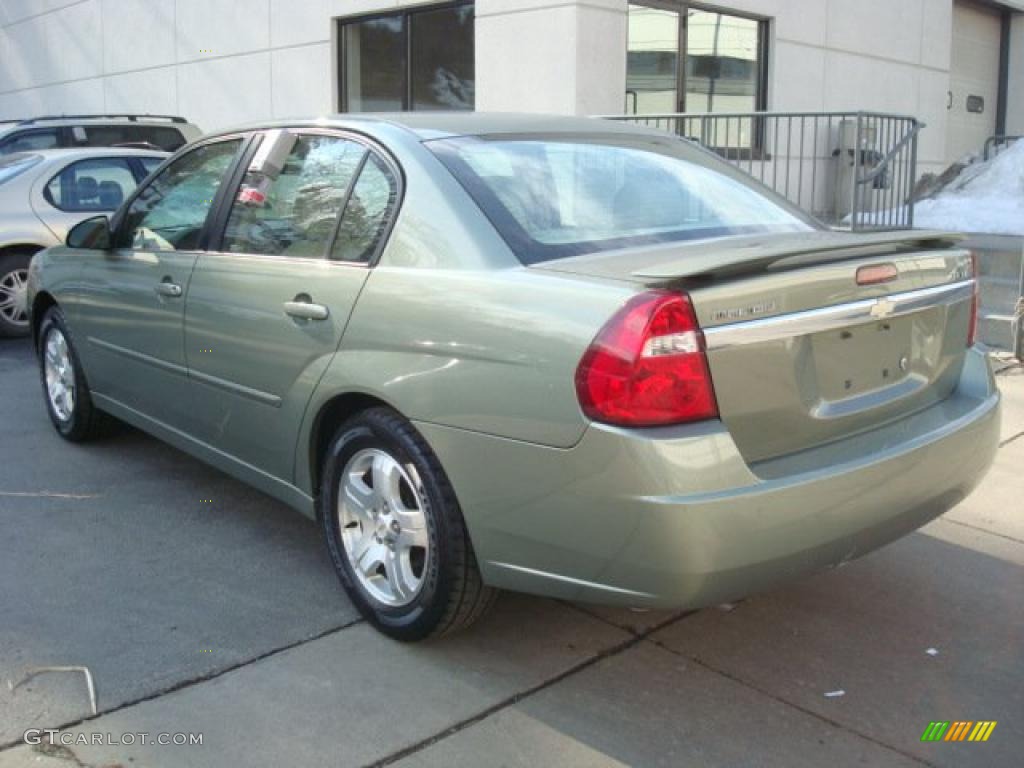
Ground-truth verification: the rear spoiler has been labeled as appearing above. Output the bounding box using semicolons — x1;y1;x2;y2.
632;230;966;281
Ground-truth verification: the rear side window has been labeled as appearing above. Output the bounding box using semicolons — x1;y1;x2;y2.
82;125;188;151
118;139;242;252
140;157;164;176
331;155;399;263
222;134;365;258
44;158;138;212
0;129;60;154
430;136;815;264
0;153;42;185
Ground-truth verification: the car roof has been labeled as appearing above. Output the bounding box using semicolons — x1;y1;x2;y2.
207;112;665;142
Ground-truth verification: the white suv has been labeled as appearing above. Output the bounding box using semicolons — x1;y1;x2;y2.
0;114;201;155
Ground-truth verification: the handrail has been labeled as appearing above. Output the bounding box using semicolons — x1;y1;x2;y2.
603;110;920;121
603;110;922;231
983;134;1021;161
857;118;924;184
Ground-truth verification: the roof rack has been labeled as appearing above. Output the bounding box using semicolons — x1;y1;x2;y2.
15;114;188;126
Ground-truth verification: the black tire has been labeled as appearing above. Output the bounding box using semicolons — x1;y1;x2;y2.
37;305;112;441
0;250;34;338
320;407;496;641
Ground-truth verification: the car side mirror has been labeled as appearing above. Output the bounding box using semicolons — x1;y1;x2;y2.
67;215;112;250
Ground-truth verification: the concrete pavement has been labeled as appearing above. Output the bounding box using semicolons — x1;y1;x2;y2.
0;336;1021;767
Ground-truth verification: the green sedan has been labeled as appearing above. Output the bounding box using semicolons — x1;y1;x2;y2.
26;114;1000;640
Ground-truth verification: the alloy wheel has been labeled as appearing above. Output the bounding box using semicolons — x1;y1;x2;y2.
337;448;430;607
43;327;76;422
0;266;29;329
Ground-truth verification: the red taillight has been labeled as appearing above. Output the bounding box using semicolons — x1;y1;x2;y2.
575;291;718;427
968;252;979;347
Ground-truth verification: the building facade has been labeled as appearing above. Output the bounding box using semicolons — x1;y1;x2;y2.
1;0;1022;179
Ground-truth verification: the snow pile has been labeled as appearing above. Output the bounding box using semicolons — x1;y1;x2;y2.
914;140;1024;235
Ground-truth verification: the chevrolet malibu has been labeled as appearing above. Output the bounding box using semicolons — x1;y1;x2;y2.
26;114;1000;640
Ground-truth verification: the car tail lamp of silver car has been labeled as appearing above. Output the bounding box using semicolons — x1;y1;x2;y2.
575;291;719;427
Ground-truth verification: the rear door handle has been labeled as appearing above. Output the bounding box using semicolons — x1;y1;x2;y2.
283;300;329;321
155;281;182;298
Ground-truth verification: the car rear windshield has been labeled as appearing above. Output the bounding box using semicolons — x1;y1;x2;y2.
429;135;816;264
0;153;42;186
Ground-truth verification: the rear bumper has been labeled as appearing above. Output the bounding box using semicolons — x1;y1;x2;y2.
415;348;1001;608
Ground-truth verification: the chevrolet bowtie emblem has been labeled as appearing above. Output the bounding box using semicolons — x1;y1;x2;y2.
870;297;896;319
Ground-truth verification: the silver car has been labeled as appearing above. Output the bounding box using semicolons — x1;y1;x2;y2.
0;147;167;336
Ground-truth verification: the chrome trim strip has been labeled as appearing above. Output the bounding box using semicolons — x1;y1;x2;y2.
88;337;187;377
88;335;281;407
189;368;282;408
703;280;974;351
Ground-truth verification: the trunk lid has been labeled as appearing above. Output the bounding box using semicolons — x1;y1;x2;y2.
533;231;976;464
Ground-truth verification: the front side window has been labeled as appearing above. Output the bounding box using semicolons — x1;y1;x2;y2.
44;158;138;212
222;134;366;258
340;2;475;112
431;136;814;264
118;139;242;252
0;129;60;154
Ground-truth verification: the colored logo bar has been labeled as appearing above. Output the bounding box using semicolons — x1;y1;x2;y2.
921;721;997;742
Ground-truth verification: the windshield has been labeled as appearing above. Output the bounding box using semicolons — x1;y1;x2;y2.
0;153;42;186
430;135;817;264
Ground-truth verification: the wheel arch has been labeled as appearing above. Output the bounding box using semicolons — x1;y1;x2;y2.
306;390;400;517
0;243;45;257
30;290;57;348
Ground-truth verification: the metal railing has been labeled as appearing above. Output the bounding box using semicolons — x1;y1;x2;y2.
604;111;923;231
983;134;1021;161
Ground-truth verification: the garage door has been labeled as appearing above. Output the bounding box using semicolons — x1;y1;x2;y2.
946;0;1002;163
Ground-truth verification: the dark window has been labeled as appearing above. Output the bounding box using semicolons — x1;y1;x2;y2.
626;3;768;142
343;17;407;111
411;4;475;110
44;158;138;212
118;139;242;252
340;2;475;112
331;155;399;263
222;134;366;258
81;125;188;151
0;129;60;154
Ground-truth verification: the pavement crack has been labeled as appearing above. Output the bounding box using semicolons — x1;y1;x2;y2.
0;618;364;754
646;638;939;768
364;609;699;768
939;517;1024;545
558;601;696;636
998;429;1024;448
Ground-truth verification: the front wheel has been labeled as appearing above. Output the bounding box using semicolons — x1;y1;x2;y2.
37;306;111;441
320;407;496;641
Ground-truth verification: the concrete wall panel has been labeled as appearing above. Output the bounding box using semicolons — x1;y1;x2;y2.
271;43;333;119
101;0;176;74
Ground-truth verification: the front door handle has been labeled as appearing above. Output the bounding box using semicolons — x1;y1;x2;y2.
155;281;182;298
284;300;329;321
